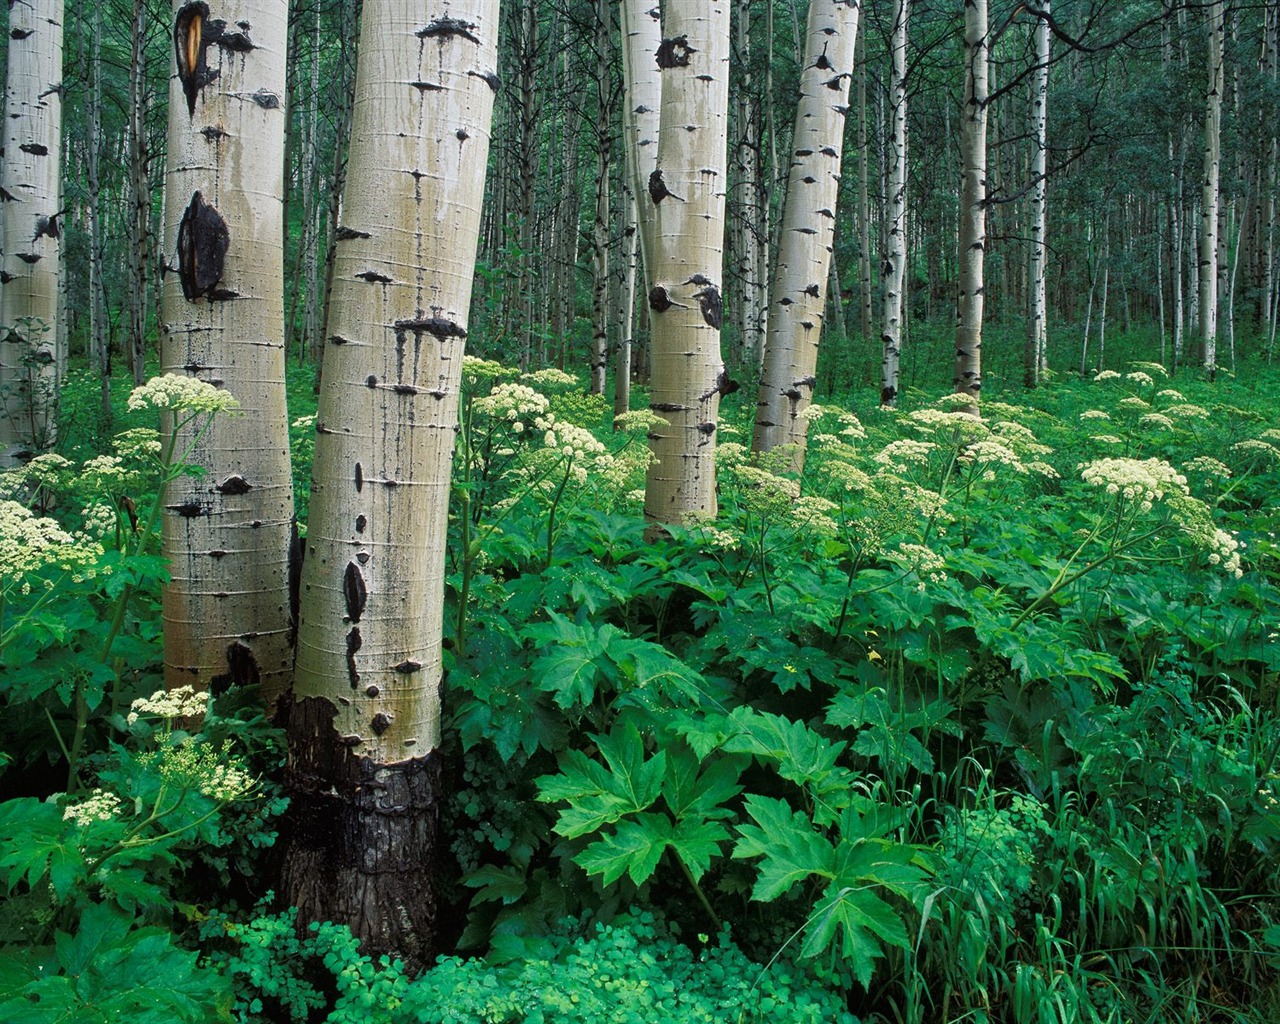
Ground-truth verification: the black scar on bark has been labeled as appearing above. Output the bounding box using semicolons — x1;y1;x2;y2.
354;463;363;492
795;375;817;389
803;283;821;298
412;80;443;92
9;28;31;38
648;169;677;204
468;70;501;92
651;402;686;412
0;187;16;201
345;628;362;687
216;474;251;495
343;561;367;623
16;252;41;264
210;640;260;696
371;712;393;736
697;421;716;435
696;285;723;329
814;51;834;71
700;370;738;402
0;272;14;284
355;514;367;534
649;286;673;312
167;501;207;518
335;226;372;240
356;551;370;565
365;684;379;698
820;147;838;158
200;125;227;140
655;35;694;68
882;384;898;405
366;375;378;388
417;17;480;44
252;89;280;109
33;213;60;241
177;191;230;301
175;3;255;119
394;660;422;675
279;694;444;967
357;270;393;284
395;317;467;340
795;149;814;157
328;334;351;346
19;143;48;156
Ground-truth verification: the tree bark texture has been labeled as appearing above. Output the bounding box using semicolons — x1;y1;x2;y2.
158;0;296;706
753;0;860;466
620;0;661;297
1025;1;1050;386
879;0;907;408
955;0;989;407
0;0;64;460
285;0;499;965
1200;0;1224;377
643;0;730;525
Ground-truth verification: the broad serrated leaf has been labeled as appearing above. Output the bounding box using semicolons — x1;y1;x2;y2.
801;885;908;986
662;744;743;822
462;865;527;906
574;812;672;885
595;723;665;814
668;816;730;882
733;794;834;900
537;725;664;840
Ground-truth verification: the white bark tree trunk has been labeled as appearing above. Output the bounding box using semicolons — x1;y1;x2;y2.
620;0;661;296
1025;1;1050;387
752;0;860;466
643;1;730;524
879;0;907;407
285;0;499;965
158;0;295;705
1200;0;1224;378
955;0;989;408
0;0;64;460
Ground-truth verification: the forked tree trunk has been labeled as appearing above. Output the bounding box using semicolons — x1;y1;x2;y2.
0;0;64;460
1024;0;1050;386
1200;0;1224;378
752;0;860;467
284;0;499;965
643;1;730;524
158;0;295;705
955;0;989;409
879;0;907;407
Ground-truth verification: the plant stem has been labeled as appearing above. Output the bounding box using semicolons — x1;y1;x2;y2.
671;848;722;934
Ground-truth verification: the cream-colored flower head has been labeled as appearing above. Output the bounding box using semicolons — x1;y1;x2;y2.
128;374;239;414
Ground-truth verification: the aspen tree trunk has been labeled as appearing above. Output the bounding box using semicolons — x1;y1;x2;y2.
615;191;638;419
0;0;64;460
955;0;989;409
1201;0;1224;379
752;0;860;466
285;0;499;964
89;3;110;424
127;0;152;386
1024;1;1050;387
589;0;611;394
643;1;730;524
856;27;873;346
158;0;295;704
514;0;539;370
1263;3;1277;336
731;0;766;367
879;0;907;408
620;0;661;296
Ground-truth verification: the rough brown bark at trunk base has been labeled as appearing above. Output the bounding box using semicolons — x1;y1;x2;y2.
281;694;443;969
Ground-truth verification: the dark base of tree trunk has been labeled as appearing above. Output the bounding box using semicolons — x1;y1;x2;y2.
280;694;442;970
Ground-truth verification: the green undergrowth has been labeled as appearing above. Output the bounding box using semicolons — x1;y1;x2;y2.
2;349;1279;1023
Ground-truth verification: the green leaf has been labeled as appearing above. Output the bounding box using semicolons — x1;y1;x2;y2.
733;794;834;900
801;885;909;986
575;812;673;885
536;724;665;841
462;864;528;906
667;816;730;882
661;743;742;822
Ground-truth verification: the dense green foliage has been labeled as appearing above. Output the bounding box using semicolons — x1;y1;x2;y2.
2;338;1280;1022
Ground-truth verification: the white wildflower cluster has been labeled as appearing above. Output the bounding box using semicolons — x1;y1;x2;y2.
1165;403;1210;420
473;383;550;430
79;502;119;543
1230;439;1280;463
1128;361;1169;379
128;374;239;414
143;740;256;802
80;454;132;492
127;685;208;725
613;409;670;434
1093;370;1122;382
62;788;122;826
1125;371;1155;387
1025;461;1061;479
823;459;874;493
889;542;949;591
1091;434;1125;446
733;464;802;519
543;421;607;459
682;513;740;550
802;403;866;440
874;438;937;472
0;500;104;588
462;355;518;391
291;414;317;431
989;420;1052;458
1139;413;1174;431
715;441;750;469
934;392;981;411
1156;389;1186;403
1116;396;1151;412
1080;457;1189;512
1164;494;1245;577
961;440;1028;475
1183;456;1231;479
1206;527;1243;576
907;408;988;443
521;367;579;392
1261;429;1280;444
1080;409;1111;421
20;453;74;492
791;495;840;537
112;427;163;461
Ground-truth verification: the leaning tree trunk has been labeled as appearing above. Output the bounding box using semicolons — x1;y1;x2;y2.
955;0;989;409
642;0;731;525
0;0;64;461
1200;0;1224;379
158;0;295;705
1024;0;1050;387
284;0;499;966
879;0;908;407
752;0;860;468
